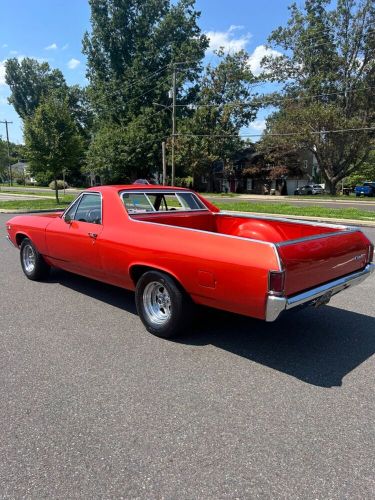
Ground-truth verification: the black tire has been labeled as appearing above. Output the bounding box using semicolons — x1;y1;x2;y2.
20;238;50;281
135;270;193;338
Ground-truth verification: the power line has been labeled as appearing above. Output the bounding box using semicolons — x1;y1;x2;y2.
169;85;375;109
176;127;375;139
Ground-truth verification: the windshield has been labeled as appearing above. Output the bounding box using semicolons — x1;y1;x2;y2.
121;191;207;214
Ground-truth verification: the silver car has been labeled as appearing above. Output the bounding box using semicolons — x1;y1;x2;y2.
294;184;324;195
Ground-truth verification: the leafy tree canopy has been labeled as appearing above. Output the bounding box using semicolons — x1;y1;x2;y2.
261;0;375;193
5;58;92;140
175;50;259;179
24;97;83;201
83;0;208;123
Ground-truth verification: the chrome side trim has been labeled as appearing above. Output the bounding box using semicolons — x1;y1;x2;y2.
265;263;375;322
275;229;361;248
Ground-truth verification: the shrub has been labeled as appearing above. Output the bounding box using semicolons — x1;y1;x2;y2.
49;180;68;190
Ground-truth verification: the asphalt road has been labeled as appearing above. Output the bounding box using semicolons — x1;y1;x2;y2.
0;193;51;202
0;214;374;499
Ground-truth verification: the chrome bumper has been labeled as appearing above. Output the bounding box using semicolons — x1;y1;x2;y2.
265;263;375;322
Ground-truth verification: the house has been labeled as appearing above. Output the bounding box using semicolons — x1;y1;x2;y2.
10;161;36;184
196;146;322;195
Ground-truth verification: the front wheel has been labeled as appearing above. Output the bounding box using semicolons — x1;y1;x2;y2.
20;238;50;281
135;270;193;338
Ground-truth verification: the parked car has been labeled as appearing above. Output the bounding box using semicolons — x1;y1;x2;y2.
6;185;374;338
294;184;325;195
354;182;375;197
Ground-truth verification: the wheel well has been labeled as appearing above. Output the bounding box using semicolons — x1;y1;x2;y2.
15;233;29;247
129;265;181;289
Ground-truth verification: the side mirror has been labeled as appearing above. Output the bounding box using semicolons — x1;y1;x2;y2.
64;214;72;224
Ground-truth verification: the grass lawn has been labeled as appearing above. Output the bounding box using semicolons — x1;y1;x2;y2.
215;201;375;221
0;195;77;211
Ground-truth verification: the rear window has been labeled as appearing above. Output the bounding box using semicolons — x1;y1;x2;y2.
121;191;207;214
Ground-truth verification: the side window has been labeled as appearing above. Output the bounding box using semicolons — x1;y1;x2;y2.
73;194;102;224
64;196;81;221
122;193;154;213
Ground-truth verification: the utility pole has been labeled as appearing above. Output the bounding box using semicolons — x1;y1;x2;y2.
0;120;13;186
171;64;177;187
162;141;167;185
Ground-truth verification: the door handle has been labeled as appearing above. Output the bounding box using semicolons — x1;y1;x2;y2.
88;232;98;239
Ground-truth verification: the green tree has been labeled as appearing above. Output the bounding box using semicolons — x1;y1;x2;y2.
83;0;208;181
345;149;375;186
24;97;83;202
0;139;8;181
176;51;259;184
261;0;375;194
5;58;67;120
85;108;166;181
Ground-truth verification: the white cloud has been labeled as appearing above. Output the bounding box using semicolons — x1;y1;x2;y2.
206;26;252;54
0;60;6;85
62;43;69;50
251;119;266;131
67;58;80;69
45;43;58;50
9;50;18;55
2;44;8;48
229;25;244;32
248;44;283;76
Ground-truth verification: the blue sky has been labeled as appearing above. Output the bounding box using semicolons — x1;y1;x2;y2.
0;0;292;143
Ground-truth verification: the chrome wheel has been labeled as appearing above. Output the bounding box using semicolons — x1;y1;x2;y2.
143;281;172;326
22;244;36;274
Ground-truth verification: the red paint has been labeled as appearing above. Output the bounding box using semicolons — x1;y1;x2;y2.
6;185;373;321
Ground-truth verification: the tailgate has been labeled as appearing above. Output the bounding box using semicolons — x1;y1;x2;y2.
277;230;372;296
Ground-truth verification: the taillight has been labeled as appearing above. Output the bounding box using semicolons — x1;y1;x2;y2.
368;244;374;263
269;270;285;296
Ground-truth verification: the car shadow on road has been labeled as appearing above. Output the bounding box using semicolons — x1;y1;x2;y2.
50;269;374;388
182;306;375;388
49;268;138;315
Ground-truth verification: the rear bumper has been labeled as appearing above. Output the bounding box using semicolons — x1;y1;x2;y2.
265;263;375;322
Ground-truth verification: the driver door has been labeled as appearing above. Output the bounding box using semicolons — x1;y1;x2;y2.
46;193;104;279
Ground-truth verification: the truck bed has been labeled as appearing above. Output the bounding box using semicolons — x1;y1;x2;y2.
131;210;372;296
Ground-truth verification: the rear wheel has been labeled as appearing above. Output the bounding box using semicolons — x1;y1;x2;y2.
20;238;50;281
135;270;193;338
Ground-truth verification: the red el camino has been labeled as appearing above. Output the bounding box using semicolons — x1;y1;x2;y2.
6;185;374;338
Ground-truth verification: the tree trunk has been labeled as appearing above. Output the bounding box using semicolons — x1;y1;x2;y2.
54;178;59;204
324;177;337;195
